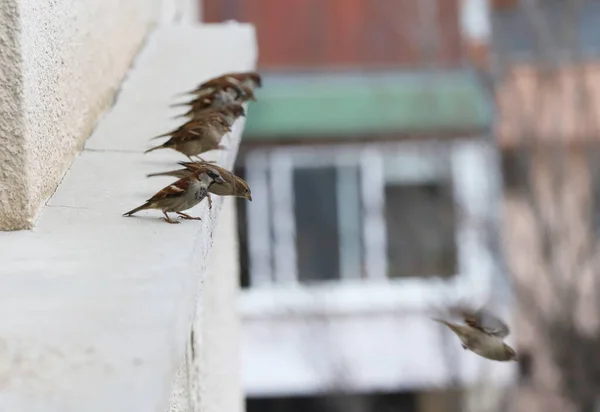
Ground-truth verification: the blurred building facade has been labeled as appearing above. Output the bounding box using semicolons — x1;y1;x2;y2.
204;1;517;411
489;0;600;411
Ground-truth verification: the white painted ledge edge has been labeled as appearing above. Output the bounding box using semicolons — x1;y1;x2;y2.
0;24;257;412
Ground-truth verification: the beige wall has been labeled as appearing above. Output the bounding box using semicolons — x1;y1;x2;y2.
0;0;158;230
496;61;600;411
503;149;600;412
495;63;600;148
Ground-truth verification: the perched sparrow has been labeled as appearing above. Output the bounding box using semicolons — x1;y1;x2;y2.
122;169;225;224
181;71;262;97
170;85;245;112
147;161;252;199
176;103;246;126
150;114;229;141
236;84;257;102
432;307;517;362
145;116;230;161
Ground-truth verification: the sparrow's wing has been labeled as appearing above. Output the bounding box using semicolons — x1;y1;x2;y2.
191;97;214;109
186;129;203;137
147;178;191;202
465;308;510;338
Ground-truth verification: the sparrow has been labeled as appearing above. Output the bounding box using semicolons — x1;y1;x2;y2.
150;114;229;141
180;71;262;97
145;116;230;161
122;169;226;224
146;161;252;208
432;306;517;362
232;83;257;102
175;102;246;126
170;84;252;114
447;306;512;338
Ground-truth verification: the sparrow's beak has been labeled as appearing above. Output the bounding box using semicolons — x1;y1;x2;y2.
244;192;252;201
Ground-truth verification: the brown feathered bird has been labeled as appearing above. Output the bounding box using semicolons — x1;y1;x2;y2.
175;102;245;125
150;114;229;141
170;84;253;112
432;306;517;362
146;161;252;208
122;168;225;224
180;71;262;97
145;116;230;161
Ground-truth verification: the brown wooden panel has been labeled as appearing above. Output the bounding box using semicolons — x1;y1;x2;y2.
202;0;463;70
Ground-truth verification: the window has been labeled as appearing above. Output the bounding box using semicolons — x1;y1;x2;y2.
243;150;367;287
491;0;600;60
241;141;496;289
383;153;457;279
385;182;457;279
293;166;342;283
501;148;530;194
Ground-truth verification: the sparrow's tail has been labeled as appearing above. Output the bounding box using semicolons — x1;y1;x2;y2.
144;144;167;154
123;202;151;217
146;170;185;178
177;161;198;167
173;90;195;98
169;100;194;108
172;113;189;120
149;130;175;141
431;318;464;336
431;318;452;327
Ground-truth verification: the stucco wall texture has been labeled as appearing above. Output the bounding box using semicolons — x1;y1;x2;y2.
0;0;157;230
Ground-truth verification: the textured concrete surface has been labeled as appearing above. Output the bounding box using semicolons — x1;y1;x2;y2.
167;198;244;412
0;0;156;230
0;25;256;411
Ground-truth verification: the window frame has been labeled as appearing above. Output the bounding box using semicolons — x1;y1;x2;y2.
242;139;501;315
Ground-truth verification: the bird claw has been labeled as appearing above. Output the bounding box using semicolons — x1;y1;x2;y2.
163;212;180;224
194;155;216;164
177;212;202;221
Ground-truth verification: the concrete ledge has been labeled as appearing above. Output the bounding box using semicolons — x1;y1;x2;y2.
167;198;244;412
0;24;256;412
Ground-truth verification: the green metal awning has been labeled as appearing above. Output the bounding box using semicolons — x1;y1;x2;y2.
243;71;493;141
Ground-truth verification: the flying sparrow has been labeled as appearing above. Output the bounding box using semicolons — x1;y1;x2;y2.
122;169;225;224
146;161;252;208
145;116;230;161
447;306;512;339
180;71;262;97
175;103;246;126
432;306;517;362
